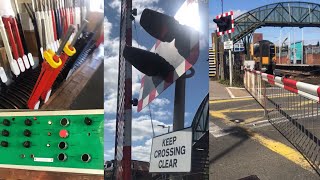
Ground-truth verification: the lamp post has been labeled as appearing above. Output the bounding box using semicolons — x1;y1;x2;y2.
157;125;170;133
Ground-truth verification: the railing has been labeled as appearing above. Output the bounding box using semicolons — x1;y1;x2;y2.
190;94;209;180
244;68;320;175
192;93;209;142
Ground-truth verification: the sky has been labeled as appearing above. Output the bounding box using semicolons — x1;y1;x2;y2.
209;0;320;46
104;0;208;162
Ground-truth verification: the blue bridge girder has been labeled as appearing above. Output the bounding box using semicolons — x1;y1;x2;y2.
232;1;320;43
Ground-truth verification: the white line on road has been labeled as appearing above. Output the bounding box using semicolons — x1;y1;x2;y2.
226;87;235;98
210;123;237;138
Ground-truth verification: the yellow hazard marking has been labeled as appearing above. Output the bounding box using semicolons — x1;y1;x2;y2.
242;116;265;124
249;132;313;171
210;109;314;172
210;97;253;104
209;109;264;121
220;109;264;113
210;111;227;120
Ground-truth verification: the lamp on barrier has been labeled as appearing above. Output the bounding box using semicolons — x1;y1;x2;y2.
123;45;174;77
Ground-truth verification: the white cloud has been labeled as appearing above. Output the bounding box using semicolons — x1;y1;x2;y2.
104;17;118;114
105;115;172;142
137;98;173;121
185;112;192;117
151;98;170;107
233;9;247;19
104;148;115;160
132;139;153;161
153;109;172;121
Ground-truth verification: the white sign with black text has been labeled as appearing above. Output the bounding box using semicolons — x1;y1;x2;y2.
149;128;192;173
224;40;233;50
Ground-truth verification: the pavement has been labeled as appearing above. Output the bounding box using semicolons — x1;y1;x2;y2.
209;81;319;180
210;81;251;100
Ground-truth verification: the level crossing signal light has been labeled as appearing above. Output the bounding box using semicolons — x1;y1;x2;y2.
213;11;234;36
123;8;194;77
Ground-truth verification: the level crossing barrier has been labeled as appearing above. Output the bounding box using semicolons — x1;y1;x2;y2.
244;68;320;174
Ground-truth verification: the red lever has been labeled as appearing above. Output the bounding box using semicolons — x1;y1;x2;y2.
10;17;25;58
51;10;57;41
2;17;19;61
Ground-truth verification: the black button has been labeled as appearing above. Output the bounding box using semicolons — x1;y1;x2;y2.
25;119;32;126
2;130;9;137
23;141;31;148
3;119;10;126
84;117;92;125
60;118;69;126
1;141;8;147
24;129;31;137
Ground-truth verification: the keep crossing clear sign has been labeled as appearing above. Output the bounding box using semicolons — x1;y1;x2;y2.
149;128;192;173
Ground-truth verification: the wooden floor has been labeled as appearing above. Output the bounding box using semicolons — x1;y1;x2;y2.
42;47;103;110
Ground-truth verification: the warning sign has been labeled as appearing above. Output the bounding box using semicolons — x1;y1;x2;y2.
149;128;192;173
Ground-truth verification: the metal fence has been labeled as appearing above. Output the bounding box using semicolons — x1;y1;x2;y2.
244;68;320;174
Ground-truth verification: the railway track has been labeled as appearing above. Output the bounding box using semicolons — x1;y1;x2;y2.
275;64;320;85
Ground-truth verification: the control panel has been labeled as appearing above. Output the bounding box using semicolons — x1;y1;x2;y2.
0;110;103;172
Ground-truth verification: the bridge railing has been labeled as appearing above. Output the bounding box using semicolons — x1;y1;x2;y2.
244;68;320;174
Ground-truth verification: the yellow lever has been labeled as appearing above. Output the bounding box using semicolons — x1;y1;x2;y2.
43;49;62;68
63;41;76;57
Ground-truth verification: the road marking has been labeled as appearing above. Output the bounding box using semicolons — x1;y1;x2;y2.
219;109;264;113
228;87;246;89
249;131;313;172
226;87;235;98
232;95;253;99
210;97;254;104
210;111;228;120
226;87;253;99
210;93;316;171
211;112;314;172
210;123;237;138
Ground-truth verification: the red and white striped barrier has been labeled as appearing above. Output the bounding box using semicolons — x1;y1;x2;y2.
244;68;320;102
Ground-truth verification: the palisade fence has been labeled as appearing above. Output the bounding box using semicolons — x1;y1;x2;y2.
244;68;320;175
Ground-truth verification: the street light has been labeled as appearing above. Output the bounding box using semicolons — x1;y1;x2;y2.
157;125;170;133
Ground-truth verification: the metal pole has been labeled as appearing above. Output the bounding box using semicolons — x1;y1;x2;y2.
288;31;291;64
302;28;304;64
227;34;233;87
293;28;296;64
279;29;281;63
229;48;232;86
123;0;132;179
221;0;223;14
173;77;186;131
170;76;186;180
